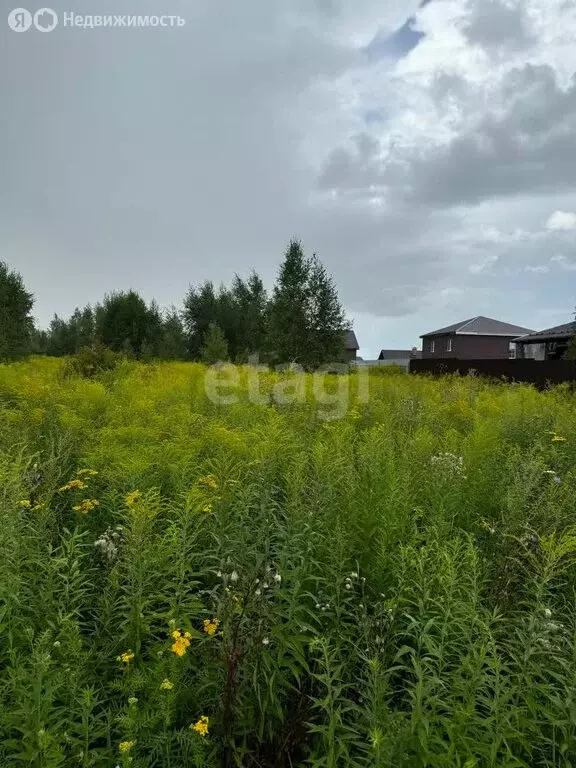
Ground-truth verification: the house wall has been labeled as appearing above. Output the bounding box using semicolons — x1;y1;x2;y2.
422;335;517;360
343;348;357;361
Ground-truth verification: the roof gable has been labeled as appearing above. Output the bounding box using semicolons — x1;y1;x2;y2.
421;315;534;338
345;330;359;350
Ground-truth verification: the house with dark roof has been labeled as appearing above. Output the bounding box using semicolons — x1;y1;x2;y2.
344;329;359;361
513;321;576;361
421;316;534;360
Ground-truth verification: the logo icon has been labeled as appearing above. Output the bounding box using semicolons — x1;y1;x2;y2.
8;7;32;31
34;7;57;31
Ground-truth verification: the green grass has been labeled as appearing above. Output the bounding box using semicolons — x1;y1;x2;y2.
1;357;576;766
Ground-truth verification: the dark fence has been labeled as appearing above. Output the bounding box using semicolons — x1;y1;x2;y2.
409;358;576;387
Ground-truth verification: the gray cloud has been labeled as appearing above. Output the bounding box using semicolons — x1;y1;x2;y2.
407;65;576;207
461;0;536;53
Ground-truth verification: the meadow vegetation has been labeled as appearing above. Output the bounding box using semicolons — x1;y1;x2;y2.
1;357;576;766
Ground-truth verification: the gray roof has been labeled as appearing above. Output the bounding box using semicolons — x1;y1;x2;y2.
421;315;534;338
378;349;422;360
513;320;576;344
346;330;359;350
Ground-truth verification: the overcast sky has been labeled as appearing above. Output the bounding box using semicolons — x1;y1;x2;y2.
2;0;576;358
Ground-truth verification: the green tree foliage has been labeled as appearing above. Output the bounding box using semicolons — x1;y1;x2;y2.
158;307;188;359
201;323;229;364
266;240;349;368
46;307;96;356
307;255;349;368
30;242;350;367
183;281;219;358
266;240;312;366
95;290;161;358
230;272;268;361
0;262;34;361
184;275;268;362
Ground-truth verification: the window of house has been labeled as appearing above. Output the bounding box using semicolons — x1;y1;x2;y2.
430;340;435;353
447;338;452;352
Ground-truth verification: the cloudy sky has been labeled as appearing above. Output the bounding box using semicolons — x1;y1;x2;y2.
2;0;576;357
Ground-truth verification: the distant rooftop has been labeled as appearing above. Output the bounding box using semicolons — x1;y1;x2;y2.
378;348;422;360
346;330;359;350
421;316;534;338
513;320;576;344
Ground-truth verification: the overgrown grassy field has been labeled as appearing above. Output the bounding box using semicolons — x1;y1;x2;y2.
2;358;576;767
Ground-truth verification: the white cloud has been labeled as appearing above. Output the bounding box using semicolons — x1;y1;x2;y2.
551;254;576;271
545;210;576;231
525;265;549;274
469;254;499;274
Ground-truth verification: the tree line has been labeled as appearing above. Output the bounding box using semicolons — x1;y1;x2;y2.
0;240;351;368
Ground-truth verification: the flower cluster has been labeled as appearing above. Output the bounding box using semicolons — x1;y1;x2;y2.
118;651;135;664
535;606;564;650
190;715;209;737
203;618;220;637
431;452;467;479
59;469;98;494
314;589;331;613
59;479;87;492
125;490;142;509
119;740;135;754
253;564;282;597
171;629;192;657
17;499;43;512
160;679;174;691
548;431;567;443
77;469;98;479
73;498;100;514
94;526;125;561
198;474;218;490
344;571;364;591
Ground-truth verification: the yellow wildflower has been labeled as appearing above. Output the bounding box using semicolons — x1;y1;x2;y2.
203;618;220;637
119;740;136;754
59;479;87;492
160;679;174;691
202;503;213;513
17;500;32;509
198;475;218;490
31;503;44;512
72;499;100;514
552;435;567;443
125;490;142;508
77;469;98;478
170;630;191;657
190;715;209;737
119;651;135;664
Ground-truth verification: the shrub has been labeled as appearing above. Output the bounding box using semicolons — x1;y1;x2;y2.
62;343;122;379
